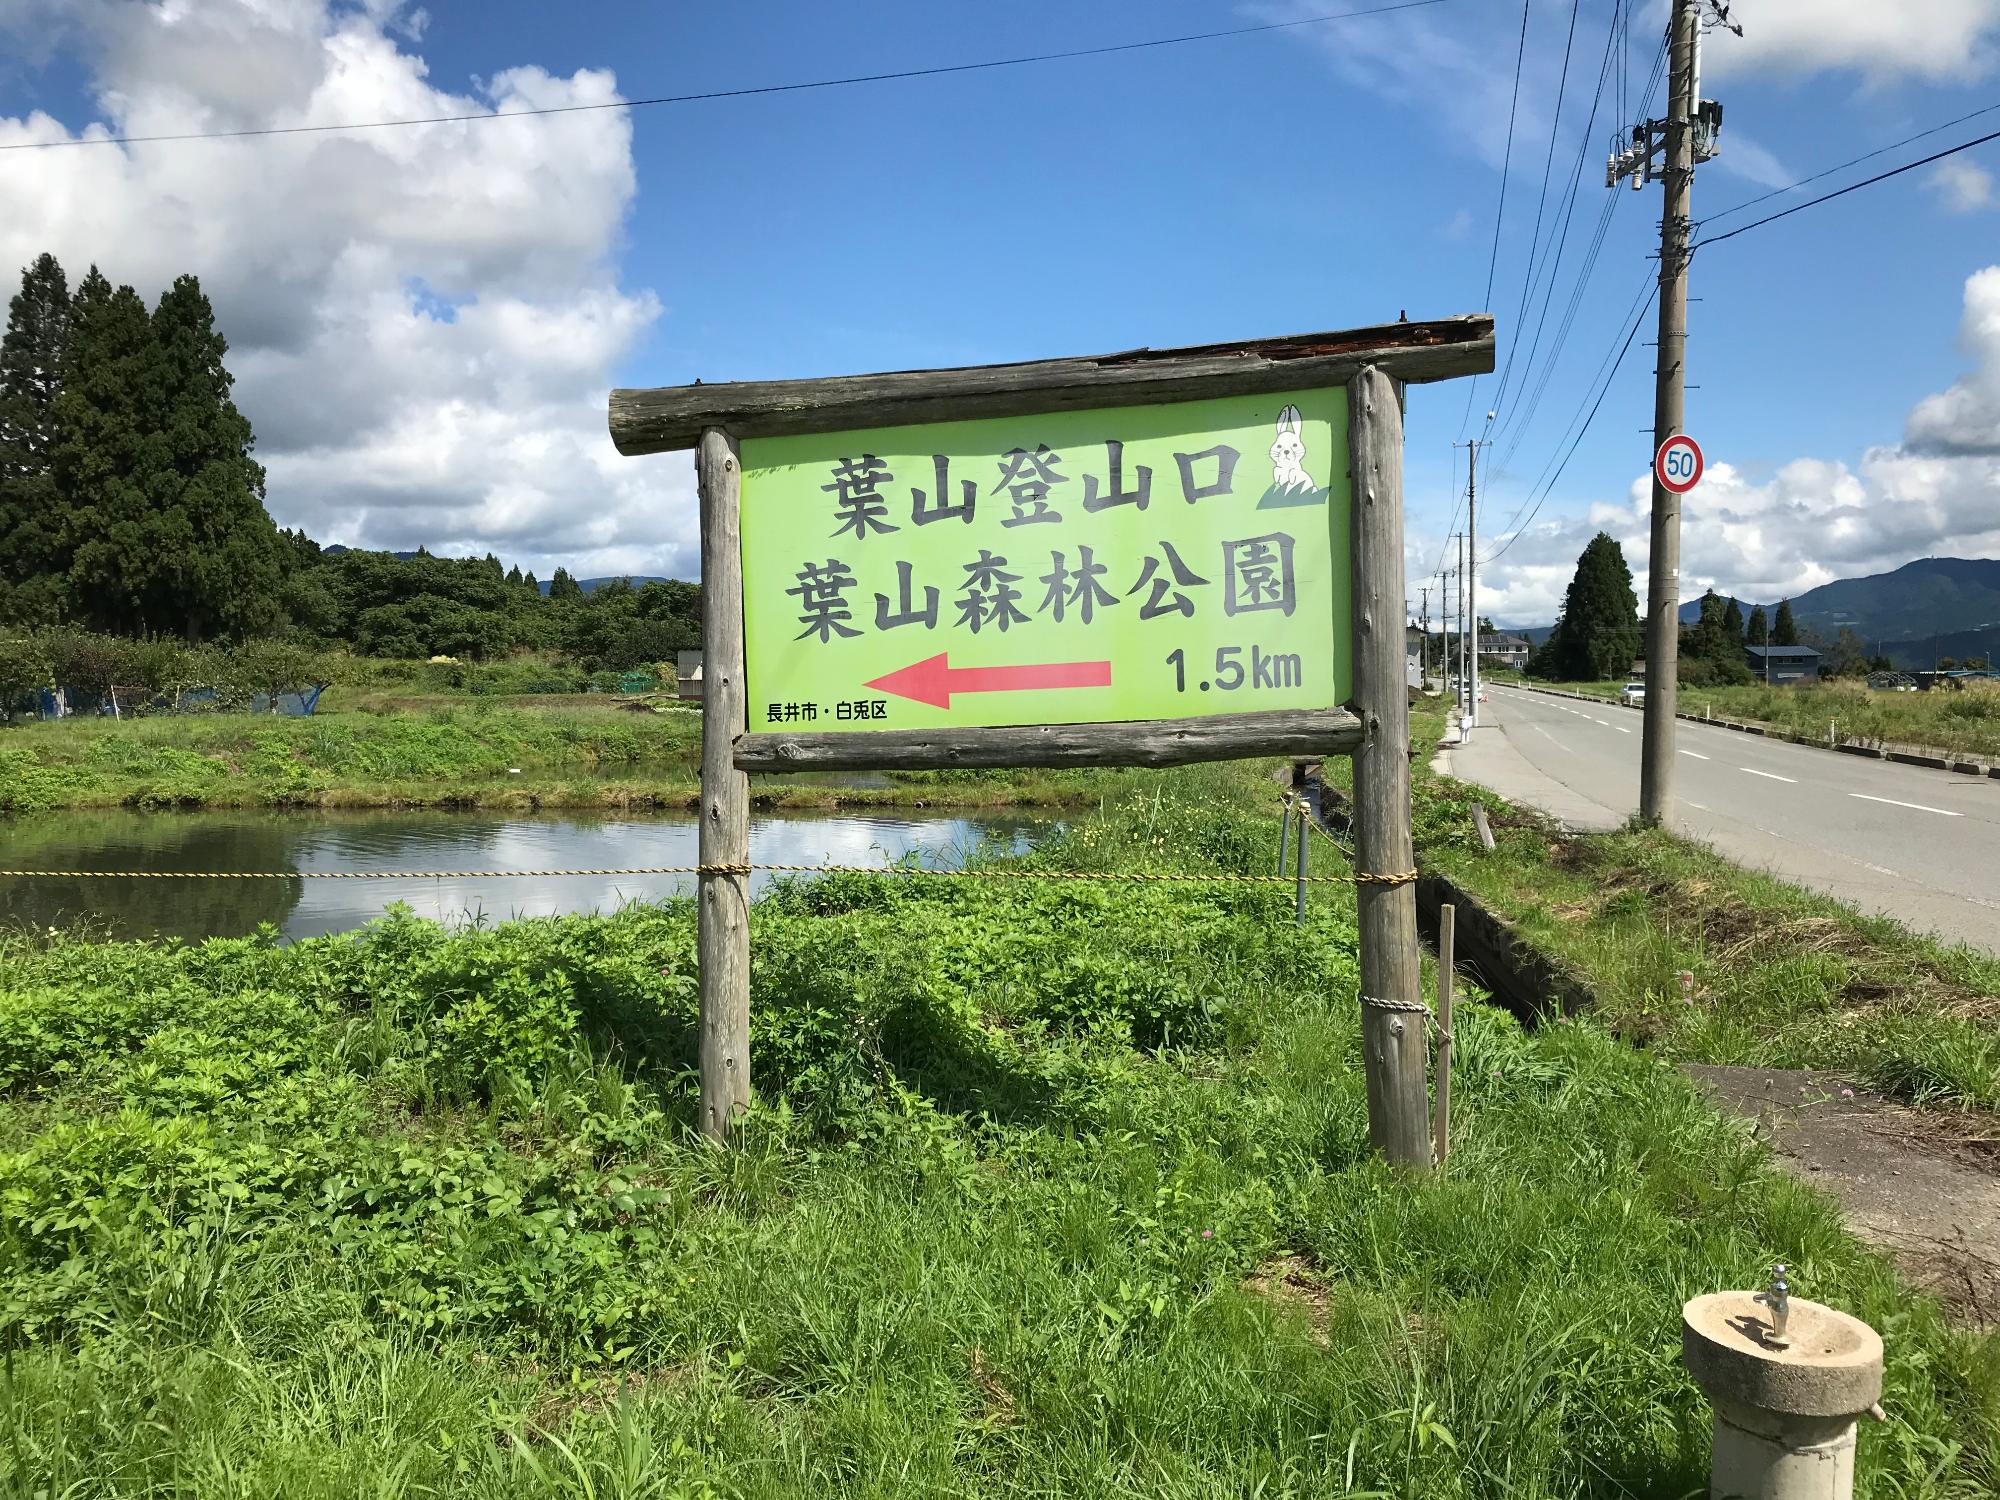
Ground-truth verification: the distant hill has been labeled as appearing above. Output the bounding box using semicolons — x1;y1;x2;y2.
1672;557;2000;645
318;547;682;597
536;575;676;595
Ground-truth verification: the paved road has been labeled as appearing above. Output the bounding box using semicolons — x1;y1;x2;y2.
1447;684;2000;953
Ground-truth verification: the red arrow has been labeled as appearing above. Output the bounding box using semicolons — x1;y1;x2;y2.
865;651;1112;709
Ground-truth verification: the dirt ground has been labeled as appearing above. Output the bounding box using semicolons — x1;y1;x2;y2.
1686;1064;2000;1328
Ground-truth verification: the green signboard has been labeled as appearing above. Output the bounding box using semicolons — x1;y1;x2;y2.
740;387;1350;734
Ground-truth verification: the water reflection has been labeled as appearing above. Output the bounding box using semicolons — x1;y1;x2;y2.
0;807;1047;942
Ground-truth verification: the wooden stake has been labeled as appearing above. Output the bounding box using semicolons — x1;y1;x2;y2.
696;427;751;1139
1434;903;1455;1167
1348;366;1431;1169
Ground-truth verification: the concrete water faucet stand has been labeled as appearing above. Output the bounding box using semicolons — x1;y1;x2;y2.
1682;1279;1884;1500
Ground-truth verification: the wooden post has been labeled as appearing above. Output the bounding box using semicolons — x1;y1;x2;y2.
696;427;751;1139
1348;366;1431;1169
1433;904;1455;1167
1294;799;1309;925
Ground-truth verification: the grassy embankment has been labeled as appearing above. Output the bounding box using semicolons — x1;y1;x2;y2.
0;706;1121;814
2;753;1994;1495
1358;705;2000;1114
1496;672;2000;762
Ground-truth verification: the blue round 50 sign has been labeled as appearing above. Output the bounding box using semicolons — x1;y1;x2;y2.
1655;433;1703;494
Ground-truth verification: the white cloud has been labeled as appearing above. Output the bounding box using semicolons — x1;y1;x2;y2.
1701;0;2000;83
0;0;692;580
1926;158;1995;213
1443;265;2000;622
1713;131;1792;191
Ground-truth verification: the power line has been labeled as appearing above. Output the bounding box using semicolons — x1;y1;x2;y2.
1482;271;1654;567
1483;0;1582;427
1489;0;1623;458
1701;97;2000;228
1455;0;1534;440
0;0;1449;153
1694;124;2000;251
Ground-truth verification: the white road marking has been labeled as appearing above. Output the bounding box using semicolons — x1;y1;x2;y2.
1685;801;1709;811
1531;725;1569;751
1863;862;1900;878
1590;717;1610;726
1848;793;1962;818
1741;768;1797;783
1680;749;1710;760
1613;725;1631;734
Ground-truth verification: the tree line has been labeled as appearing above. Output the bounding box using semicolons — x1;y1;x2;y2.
0;253;699;671
1521;533;1887;685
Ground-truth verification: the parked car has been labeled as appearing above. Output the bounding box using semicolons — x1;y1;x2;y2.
1618;681;1645;706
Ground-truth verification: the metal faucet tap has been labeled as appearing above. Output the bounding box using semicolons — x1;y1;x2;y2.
1754;1263;1791;1349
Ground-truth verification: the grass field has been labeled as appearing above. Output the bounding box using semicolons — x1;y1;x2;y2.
1504;674;2000;762
1;755;1994;1495
0;706;1122;814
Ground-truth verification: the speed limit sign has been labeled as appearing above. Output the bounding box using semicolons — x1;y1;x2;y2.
1655;433;1703;494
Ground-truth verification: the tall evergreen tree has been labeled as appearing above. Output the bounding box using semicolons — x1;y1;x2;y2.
1773;598;1798;646
1746;605;1769;646
1721;596;1744;644
0;254;72;618
51;267;167;636
1539;532;1640;680
548;567;584;602
148;274;285;640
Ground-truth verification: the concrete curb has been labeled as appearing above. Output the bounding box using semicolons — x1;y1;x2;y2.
1497;682;1999;784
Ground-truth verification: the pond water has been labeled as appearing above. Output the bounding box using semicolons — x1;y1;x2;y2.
0;807;1051;943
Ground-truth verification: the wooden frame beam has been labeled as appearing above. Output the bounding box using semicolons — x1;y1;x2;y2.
734;707;1362;773
611;316;1494;456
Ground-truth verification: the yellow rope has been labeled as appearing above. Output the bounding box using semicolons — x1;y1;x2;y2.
0;863;1416;886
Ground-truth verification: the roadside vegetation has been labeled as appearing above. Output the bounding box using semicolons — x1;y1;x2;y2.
1501;673;2000;763
1369;706;2000;1116
2;757;1993;1495
0;704;1123;814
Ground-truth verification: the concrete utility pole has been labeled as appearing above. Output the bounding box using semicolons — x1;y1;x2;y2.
1455;532;1469;722
1418;583;1431;686
1609;0;1726;826
1455;440;1489;729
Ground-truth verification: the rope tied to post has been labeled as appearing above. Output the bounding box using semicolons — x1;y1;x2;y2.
0;863;1418;885
1359;991;1448;1045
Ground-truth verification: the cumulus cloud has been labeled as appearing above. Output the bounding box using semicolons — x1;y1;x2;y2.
1926;158;1995;213
1448;266;2000;622
1701;0;2000;84
0;0;691;580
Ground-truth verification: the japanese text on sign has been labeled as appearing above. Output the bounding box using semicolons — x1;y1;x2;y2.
739;388;1350;733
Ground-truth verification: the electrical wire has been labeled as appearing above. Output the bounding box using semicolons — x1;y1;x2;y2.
1481;270;1654;567
1488;1;1622;458
1694;125;2000;251
1456;0;1534;440
0;0;1449;153
1700;98;2000;228
1483;0;1582;427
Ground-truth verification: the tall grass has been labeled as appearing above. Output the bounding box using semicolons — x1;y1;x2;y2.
1;759;1993;1495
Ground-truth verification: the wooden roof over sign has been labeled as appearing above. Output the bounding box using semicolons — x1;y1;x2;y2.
608;313;1495;457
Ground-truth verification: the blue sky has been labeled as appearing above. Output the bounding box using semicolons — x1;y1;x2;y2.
4;0;2000;620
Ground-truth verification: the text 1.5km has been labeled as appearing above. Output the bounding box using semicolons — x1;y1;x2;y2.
1165;645;1304;694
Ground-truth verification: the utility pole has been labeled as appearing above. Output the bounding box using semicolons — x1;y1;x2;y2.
1608;0;1730;826
1455;533;1469;722
1454;439;1489;729
1418;583;1431;687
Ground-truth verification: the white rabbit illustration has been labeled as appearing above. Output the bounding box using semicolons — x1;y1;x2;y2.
1270;405;1312;492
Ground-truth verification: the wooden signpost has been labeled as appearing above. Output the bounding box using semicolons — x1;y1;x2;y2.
610;316;1494;1164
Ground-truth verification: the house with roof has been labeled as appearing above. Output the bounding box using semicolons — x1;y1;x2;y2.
1745;644;1820;684
1477;632;1531;670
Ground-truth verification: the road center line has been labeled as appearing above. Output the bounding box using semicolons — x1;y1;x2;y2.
1741;768;1797;783
1849;793;1962;817
1613;725;1631;734
1531;725;1569;752
1679;749;1710;760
